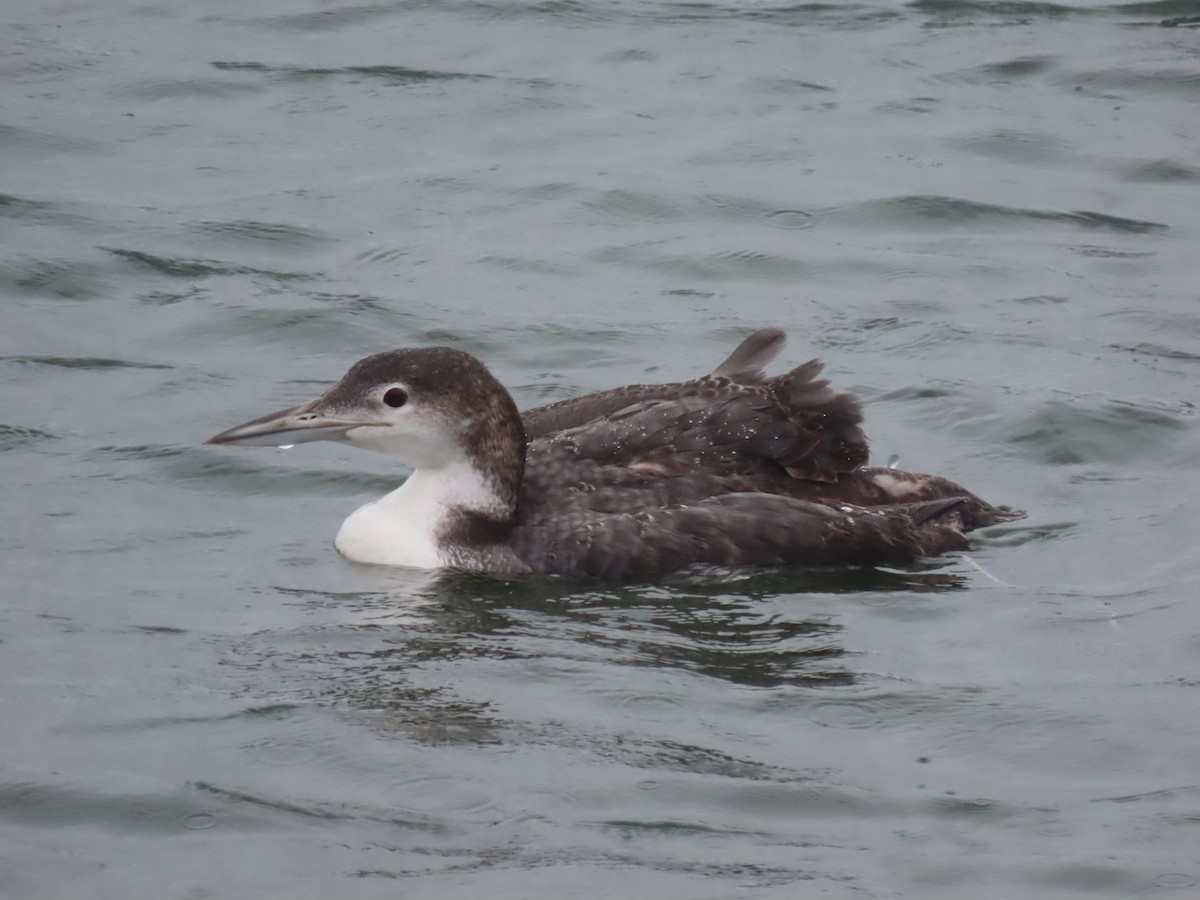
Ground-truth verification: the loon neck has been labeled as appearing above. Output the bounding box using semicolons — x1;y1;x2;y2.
455;394;526;516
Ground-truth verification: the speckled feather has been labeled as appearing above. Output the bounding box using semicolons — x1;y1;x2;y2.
535;360;867;484
521;326;786;439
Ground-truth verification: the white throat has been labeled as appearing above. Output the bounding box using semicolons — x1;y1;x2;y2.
334;458;507;568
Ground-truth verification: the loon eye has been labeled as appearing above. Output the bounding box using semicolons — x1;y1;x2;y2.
382;387;408;408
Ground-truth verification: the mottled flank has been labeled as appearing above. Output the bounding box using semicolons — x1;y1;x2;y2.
208;328;1022;580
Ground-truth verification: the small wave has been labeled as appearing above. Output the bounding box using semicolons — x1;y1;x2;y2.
180;454;398;496
594;242;810;281
105;247;316;281
582;189;687;224
211;60;489;85
0;123;102;155
1008;398;1189;465
242;3;410;32
1112;342;1200;363
950;128;1076;165
193;780;443;829
1116;158;1200;184
0;423;58;452
0;781;221;833
116;79;263;101
981;521;1078;547
190;220;331;250
951;54;1060;83
350;246;410;268
910;0;1087;25
474;255;575;275
1058;67;1200;99
1;356;171;370
0;257;112;300
745;76;835;95
825;194;1167;234
0;193;92;228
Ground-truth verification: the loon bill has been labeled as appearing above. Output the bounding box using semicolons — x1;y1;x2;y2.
206;328;1022;580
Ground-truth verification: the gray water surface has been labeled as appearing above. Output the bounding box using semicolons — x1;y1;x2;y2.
3;1;1199;897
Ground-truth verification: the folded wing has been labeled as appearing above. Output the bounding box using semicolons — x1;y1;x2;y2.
512;492;975;580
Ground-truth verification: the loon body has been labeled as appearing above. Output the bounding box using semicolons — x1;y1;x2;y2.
207;329;1020;579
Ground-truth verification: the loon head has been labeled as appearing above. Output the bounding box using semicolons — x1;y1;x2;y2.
207;347;527;500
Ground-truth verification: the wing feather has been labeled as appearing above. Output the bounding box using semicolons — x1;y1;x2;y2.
512;493;972;580
521;328;786;438
534;359;867;483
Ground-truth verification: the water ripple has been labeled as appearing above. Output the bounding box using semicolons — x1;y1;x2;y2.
1058;66;1200;99
585;612;850;687
581;189;816;231
1;355;172;370
1009;398;1189;466
0;422;57;452
210;60;491;86
0;780;234;834
189;219;332;249
117;79;263;101
1113;342;1200;363
0;193;92;227
594;243;810;281
248;3;440;32
910;0;1087;25
0;123;102;155
955;54;1060;83
1117;158;1200;183
100;443;395;495
193;780;445;831
950;128;1077;165
0;257;112;300
824;195;1168;234
105;247;316;281
583;189;686;224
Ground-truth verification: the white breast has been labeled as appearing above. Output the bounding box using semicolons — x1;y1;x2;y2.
334;460;503;568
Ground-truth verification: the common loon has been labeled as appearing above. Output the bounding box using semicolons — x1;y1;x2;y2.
206;328;1021;579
